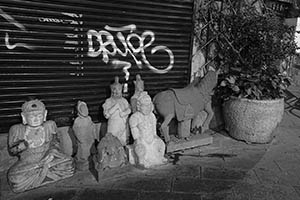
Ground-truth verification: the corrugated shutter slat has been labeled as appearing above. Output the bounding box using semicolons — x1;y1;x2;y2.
0;0;193;134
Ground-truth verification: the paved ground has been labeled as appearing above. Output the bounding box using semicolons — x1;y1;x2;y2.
1;85;300;200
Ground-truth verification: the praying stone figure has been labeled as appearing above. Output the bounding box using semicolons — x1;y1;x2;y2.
129;92;168;168
130;74;144;113
103;76;131;146
7;99;74;193
73;101;98;171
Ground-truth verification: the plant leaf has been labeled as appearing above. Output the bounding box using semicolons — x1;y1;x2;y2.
220;80;227;87
232;85;240;92
226;76;236;84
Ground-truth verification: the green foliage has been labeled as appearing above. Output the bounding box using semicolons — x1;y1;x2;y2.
214;3;297;100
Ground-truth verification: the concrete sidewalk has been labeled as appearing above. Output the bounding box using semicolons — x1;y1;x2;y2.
1;86;300;200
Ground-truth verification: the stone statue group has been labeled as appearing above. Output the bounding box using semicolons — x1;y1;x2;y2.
7;69;218;193
6;74;167;193
99;75;167;170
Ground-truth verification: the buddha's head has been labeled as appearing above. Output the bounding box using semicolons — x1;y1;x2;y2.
110;76;122;98
137;92;153;115
21;99;47;127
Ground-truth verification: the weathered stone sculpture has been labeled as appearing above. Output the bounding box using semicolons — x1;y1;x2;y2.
191;48;205;82
96;132;127;171
73;101;98;171
7;99;74;193
153;69;218;143
103;76;131;146
130;74;144;113
129;92;167;168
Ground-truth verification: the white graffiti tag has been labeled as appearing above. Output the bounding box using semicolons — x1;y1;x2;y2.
87;24;174;74
0;8;35;50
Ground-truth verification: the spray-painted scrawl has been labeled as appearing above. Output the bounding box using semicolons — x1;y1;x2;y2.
87;24;174;74
0;8;35;50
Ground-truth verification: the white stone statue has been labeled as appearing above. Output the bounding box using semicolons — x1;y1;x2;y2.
103;76;131;146
129;92;167;168
7;99;74;193
130;74;144;113
73;100;98;171
191;48;205;82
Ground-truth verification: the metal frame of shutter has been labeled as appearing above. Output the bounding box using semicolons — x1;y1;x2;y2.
0;0;194;134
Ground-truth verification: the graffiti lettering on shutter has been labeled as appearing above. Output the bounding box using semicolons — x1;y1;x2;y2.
0;8;35;50
39;17;83;25
87;24;174;74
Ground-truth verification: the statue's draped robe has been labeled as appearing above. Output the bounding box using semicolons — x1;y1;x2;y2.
73;116;97;168
129;112;166;168
103;97;130;146
7;121;74;193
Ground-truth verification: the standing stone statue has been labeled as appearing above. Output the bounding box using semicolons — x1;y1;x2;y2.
129;92;167;168
73;101;98;171
191;48;205;82
130;74;144;113
7;99;74;193
103;76;131;146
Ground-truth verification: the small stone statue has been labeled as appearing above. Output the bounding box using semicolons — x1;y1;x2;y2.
96;132;127;171
7;99;74;193
129;92;167;168
130;74;144;113
73;101;98;171
103;76;131;146
191;48;205;82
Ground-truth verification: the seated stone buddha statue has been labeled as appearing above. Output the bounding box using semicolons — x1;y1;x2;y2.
7;99;75;193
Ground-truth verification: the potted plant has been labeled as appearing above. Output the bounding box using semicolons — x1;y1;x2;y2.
214;3;297;143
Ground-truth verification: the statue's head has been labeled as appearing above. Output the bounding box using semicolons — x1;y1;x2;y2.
137;92;153;115
134;74;144;94
110;76;122;98
21;99;47;127
77;101;89;117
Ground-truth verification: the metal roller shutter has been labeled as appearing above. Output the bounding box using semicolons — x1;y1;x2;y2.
0;0;194;134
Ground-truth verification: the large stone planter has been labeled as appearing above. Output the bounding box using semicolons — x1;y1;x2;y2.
223;98;284;143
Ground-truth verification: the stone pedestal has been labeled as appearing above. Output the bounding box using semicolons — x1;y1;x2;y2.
125;145;137;165
97;165;134;181
177;119;191;139
167;130;213;153
75;160;89;171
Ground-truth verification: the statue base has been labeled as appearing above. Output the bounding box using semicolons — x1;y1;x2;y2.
166;130;213;153
178;119;191;139
125;145;137;165
75;160;89;171
97;164;134;181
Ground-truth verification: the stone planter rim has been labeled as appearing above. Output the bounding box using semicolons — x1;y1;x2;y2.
224;96;284;104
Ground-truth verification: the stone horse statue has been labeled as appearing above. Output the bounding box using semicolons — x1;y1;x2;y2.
153;69;218;143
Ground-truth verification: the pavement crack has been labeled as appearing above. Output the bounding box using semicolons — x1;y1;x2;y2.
273;160;283;172
169;177;175;193
253;169;262;184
